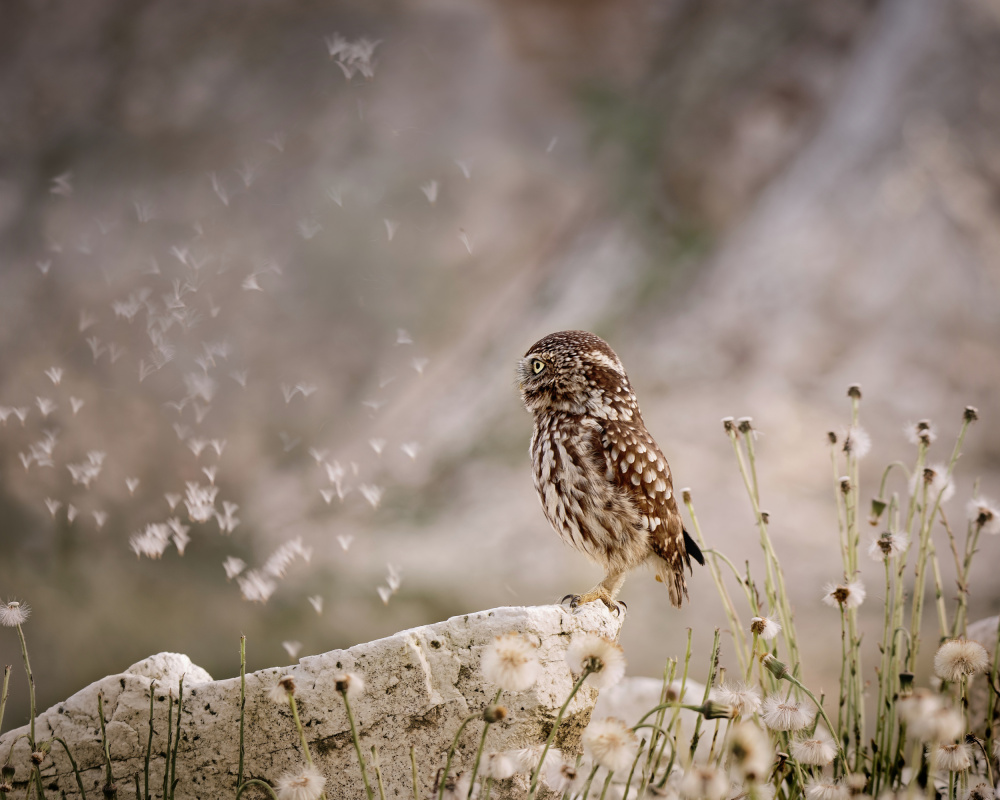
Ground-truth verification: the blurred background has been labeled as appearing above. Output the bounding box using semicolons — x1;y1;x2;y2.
2;0;1000;729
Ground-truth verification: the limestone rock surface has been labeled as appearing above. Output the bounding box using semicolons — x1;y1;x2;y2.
0;604;622;799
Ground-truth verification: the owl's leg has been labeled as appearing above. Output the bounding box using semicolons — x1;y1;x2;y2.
565;570;627;613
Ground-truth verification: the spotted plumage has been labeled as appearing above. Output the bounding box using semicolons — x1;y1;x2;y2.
518;330;703;609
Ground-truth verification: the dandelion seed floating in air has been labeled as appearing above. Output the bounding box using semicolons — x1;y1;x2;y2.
282;641;302;660
420;180;439;204
308;595;323;614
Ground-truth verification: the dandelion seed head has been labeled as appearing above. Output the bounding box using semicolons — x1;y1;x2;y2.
333;672;365;699
679;767;729;800
806;779;850;800
728;721;774;781
899;690;963;742
962;782;994;800
934;639;990;682
761;696;815;732
0;600;31;627
542;757;582;795
268;675;295;704
905;420;937;446
842;425;871;459
566;633;626;690
750;616;782;640
932;742;972;772
582;717;638;773
482;704;507;723
479;752;516;780
792;735;837;766
275;763;325;800
966;497;1000;535
481;632;540;693
823;580;866;609
715;681;762;718
867;532;909;561
909;464;955;503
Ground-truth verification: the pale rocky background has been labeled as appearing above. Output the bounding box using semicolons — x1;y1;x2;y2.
2;0;1000;749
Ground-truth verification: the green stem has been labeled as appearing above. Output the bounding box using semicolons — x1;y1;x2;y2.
291;693;329;800
467;689;502;797
371;746;386;800
235;778;279;800
689;630;721;759
51;737;88;800
437;713;478;800
14;626;35;750
597;770;614;800
238;636;246;793
96;691;117;799
169;676;184;800
144;682;155;800
527;667;595;799
410;746;420;800
0;666;10;736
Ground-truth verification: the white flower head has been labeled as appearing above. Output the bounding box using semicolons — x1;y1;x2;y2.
267;675;296;704
542;757;583;795
899;689;963;742
905;420;937;446
823;580;866;610
934;639;990;682
715;681;762;718
728;721;774;781
966;497;1000;535
582;717;638;773
842;425;871;459
792;735;837;766
0;600;30;627
275;764;326;800
931;742;972;772
507;745;557;775
963;782;995;800
481;633;540;693
333;672;365;700
479;752;516;780
750;616;782;640
806;779;849;800
761;696;815;732
679;766;729;800
909;463;955;504
566;633;626;690
867;532;909;561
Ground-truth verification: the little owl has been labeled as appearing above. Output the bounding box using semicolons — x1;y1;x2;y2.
518;330;703;610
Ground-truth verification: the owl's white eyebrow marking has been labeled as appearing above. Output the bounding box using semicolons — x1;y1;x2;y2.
586;351;624;374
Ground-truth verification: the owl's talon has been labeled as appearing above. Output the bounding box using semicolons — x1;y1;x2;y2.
561;594;582;609
613;600;627;617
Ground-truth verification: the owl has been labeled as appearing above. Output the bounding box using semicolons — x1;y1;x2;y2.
517;330;703;610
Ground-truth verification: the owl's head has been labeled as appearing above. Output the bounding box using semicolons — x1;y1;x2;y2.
518;330;636;419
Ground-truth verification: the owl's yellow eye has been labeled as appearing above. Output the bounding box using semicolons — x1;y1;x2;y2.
532;359;545;374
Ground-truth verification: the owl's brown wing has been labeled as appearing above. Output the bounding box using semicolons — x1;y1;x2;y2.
596;419;699;607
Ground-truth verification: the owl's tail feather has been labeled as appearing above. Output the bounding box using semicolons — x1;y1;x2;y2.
682;528;705;571
654;559;686;608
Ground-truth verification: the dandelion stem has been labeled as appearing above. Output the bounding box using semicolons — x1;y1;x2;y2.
13;624;35;750
371;745;386;800
597;769;614;800
291;692;329;800
579;763;600;800
144;682;155;800
410;745;420;800
0;666;10;737
685;495;749;674
238;635;246;793
97;691;117;799
466;688;502;798
527;666;595;800
689;629;721;759
52;737;88;800
234;778;279;800
169;676;184;800
438;712;478;800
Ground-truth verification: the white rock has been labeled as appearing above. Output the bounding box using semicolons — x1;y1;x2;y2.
0;604;622;799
